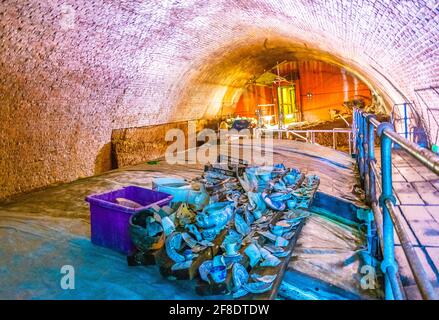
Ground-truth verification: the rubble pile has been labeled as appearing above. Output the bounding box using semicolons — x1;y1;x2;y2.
128;162;320;298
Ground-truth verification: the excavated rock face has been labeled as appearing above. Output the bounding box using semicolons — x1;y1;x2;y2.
0;0;437;200
111;119;216;169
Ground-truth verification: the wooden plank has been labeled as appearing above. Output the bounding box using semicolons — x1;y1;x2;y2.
305;179;320;208
127;249;161;266
241;219;305;300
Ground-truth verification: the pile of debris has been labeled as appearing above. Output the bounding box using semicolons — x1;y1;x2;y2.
128;161;320;299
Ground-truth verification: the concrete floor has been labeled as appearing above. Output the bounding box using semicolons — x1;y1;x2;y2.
0;140;372;299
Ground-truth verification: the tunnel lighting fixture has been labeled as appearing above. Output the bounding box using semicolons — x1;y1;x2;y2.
307;92;313;100
285;114;294;119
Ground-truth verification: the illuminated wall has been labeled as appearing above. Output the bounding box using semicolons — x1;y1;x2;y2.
235;86;274;119
0;0;437;200
299;61;371;121
235;60;372;122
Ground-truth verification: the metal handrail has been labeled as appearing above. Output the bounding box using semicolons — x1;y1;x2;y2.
383;129;439;174
370;117;381;128
354;108;438;300
385;199;438;299
255;128;353;153
256;128;352;133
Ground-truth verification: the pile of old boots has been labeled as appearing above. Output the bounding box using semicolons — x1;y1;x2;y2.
129;210;164;252
197;207;310;298
152;178;209;210
162;200;237;271
131;163;319;297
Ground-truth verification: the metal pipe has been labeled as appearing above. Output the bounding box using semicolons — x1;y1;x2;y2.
370;117;380;128
358;114;365;183
353;109;358;152
385;200;438;300
357;110;438;300
403;103;409;140
379;127;399;300
381;128;439;175
387;266;404;300
370;162;382;194
371;203;383;247
289;131;307;141
257;129;352;133
355;110;359;164
368;114;377;204
371;202;407;300
357;111;362;161
358;109;439;175
362;113;370;203
338;113;350;127
349;132;352;155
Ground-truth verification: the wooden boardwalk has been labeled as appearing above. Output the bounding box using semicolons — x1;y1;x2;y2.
376;148;439;299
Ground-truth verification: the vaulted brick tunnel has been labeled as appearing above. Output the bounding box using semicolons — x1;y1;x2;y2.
1;0;438;201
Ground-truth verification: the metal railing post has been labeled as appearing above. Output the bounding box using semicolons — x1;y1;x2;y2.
377;122;400;300
348;131;352;155
403;102;409;140
355;109;359;155
353;109;357;154
358;113;365;184
367;114;377;205
352;111;439;300
385;199;438;300
362;113;370;203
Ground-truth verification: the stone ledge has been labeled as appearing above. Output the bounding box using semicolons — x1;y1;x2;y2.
111;119;217;169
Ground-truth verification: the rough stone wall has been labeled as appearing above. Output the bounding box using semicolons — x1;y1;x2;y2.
0;0;438;200
111;119;216;168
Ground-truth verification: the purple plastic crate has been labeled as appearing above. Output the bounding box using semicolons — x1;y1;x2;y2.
85;186;172;255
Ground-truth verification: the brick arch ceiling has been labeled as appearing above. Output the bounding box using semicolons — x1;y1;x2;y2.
0;0;438;200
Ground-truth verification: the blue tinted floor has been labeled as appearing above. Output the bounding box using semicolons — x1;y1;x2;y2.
0;140;366;299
